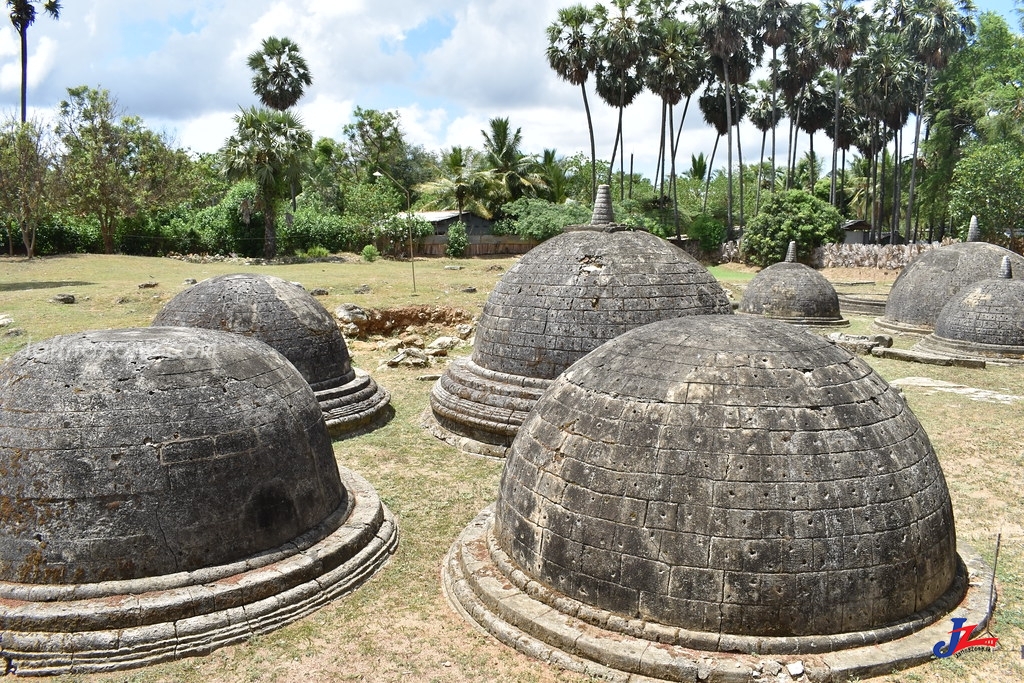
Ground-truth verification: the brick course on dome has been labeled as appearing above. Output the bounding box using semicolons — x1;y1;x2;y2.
916;259;1024;362
0;328;397;675
426;229;732;457
153;273;390;436
444;316;991;681
877;242;1024;334
739;262;847;326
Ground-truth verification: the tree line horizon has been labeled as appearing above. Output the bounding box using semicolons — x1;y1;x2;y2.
2;0;1023;261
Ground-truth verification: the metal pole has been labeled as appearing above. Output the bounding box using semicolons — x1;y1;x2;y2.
373;170;416;293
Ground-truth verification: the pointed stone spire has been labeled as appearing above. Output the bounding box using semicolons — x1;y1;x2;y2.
784;240;797;263
591;184;614;225
967;215;980;242
1000;255;1013;279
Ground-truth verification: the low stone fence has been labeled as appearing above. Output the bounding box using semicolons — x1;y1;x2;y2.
418;235;538;257
707;240;955;270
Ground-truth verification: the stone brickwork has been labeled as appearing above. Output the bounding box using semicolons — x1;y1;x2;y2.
494;316;957;637
0;328;397;674
878;242;1024;334
738;261;847;326
915;257;1024;361
153;273;390;436
445;315;985;681
426;228;731;457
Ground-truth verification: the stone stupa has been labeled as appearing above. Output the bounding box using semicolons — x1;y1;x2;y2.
0;328;398;674
877;216;1024;334
915;255;1024;362
739;241;847;326
444;315;991;682
153;273;391;436
425;185;732;457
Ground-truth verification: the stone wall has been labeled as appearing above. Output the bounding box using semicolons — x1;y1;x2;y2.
706;239;957;270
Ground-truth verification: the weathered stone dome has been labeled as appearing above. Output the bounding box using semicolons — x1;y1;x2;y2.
0;328;397;674
426;228;732;457
916;257;1024;361
738;245;846;325
153;273;390;435
878;242;1024;334
445;316;991;681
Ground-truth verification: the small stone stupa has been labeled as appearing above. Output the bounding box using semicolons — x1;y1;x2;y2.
915;255;1024;362
444;315;992;681
425;185;732;457
738;241;847;326
153;273;390;436
877;217;1024;334
0;328;398;674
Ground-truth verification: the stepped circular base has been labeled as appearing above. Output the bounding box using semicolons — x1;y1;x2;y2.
0;467;398;676
444;507;993;683
317;368;392;437
914;335;1024;365
874;316;932;336
738;311;850;327
425;358;551;458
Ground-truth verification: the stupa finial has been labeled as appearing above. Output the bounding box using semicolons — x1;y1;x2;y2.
784;240;797;263
591;184;615;225
967;215;981;242
1001;255;1013;279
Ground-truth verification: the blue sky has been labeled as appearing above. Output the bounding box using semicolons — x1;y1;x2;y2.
0;0;1017;180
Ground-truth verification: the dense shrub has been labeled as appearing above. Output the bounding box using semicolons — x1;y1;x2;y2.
741;190;843;267
493;197;591;241
373;215;432;257
948;142;1024;243
687;214;726;252
33;216;102;255
445;221;468;257
361;244;380;261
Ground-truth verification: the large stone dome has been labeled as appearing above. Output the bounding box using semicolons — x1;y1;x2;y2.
0;328;398;674
916;257;1024;361
445;316;991;681
153;273;390;435
427;224;732;457
878;242;1024;334
738;245;846;325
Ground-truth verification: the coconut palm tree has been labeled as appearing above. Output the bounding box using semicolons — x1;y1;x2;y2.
247;36;313;111
222;107;313;259
415;147;492;221
6;1;60;123
547;4;599;203
478;117;546;214
819;0;871;206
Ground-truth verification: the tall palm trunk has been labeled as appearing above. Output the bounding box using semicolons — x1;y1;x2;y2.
669;104;680;238
723;65;735;234
581;82;597;203
755;127;767;215
904;70;931;240
830;69;842;206
704;134;721;213
18;26;28;122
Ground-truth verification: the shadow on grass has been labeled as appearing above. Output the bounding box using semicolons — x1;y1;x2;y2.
0;281;93;292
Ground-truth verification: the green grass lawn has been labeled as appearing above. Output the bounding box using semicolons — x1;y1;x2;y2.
1;253;1021;683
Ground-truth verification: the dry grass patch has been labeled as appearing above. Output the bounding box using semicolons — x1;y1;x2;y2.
1;254;1021;683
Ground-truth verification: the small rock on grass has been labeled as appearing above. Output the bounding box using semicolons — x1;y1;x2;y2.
309;287;329;296
0;314;13;328
354;284;371;294
51;293;75;304
138;282;158;289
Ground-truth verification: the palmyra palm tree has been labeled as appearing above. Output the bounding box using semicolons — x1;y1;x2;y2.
6;1;60;123
247;36;313;112
222;107;313;259
546;4;599;202
758;0;801;192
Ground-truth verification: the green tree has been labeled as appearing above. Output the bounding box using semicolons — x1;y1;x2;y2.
948;142;1024;243
221;106;313;258
741;188;842;266
56;86;194;255
6;0;60;123
758;0;801;190
415;146;492;220
0;117;54;257
247;36;313;111
547;3;599;201
478;117;546;215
